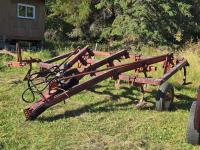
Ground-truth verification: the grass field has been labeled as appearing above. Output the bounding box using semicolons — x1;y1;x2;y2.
0;45;200;150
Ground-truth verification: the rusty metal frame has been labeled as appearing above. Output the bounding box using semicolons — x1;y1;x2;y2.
118;59;188;85
93;51;136;59
7;43;41;68
39;45;94;70
23;47;189;120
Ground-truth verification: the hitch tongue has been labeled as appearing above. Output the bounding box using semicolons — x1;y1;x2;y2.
24;101;46;121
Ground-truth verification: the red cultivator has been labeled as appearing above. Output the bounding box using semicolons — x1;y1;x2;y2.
22;46;189;120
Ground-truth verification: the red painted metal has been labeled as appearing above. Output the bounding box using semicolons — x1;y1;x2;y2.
118;74;161;85
39;62;58;70
85;50;129;72
23;46;189;120
8;43;24;67
163;53;175;74
93;50;136;59
159;59;189;84
8;43;41;68
64;45;93;69
93;51;113;57
39;46;93;71
8;61;26;67
44;52;74;64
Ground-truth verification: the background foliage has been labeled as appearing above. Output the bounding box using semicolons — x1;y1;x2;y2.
45;0;200;49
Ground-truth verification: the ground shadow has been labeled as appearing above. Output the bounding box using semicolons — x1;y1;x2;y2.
87;84;195;111
174;83;196;92
38;98;137;122
38;83;195;122
87;84;139;102
38;85;156;122
173;83;195;110
174;94;194;111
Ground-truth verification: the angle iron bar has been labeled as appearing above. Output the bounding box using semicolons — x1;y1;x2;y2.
64;45;92;69
44;51;74;64
118;74;161;85
39;62;58;70
158;59;189;85
85;50;129;71
40;45;90;70
93;51;139;59
118;59;188;85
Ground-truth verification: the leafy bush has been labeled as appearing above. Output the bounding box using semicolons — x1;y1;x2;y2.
45;0;200;49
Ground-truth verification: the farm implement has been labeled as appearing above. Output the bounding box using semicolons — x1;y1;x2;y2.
0;42;41;79
7;43;41;68
187;86;200;145
22;45;189;120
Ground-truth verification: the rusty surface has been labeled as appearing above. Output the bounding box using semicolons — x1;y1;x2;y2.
39;62;58;70
93;50;136;59
85;50;129;72
64;45;92;69
44;51;74;64
7;43;41;68
39;46;93;71
8;61;26;67
23;46;189;120
159;59;189;84
16;43;22;62
118;74;161;85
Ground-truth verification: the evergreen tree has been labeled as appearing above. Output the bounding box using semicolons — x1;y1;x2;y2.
45;0;200;48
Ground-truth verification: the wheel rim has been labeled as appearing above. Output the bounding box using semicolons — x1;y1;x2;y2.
163;89;173;109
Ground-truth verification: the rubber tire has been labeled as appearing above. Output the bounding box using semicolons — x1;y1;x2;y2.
156;82;174;111
186;101;200;145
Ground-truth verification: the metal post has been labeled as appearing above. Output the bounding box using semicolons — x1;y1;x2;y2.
183;66;187;85
16;42;22;63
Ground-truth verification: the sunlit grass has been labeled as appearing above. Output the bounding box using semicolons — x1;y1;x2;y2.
0;44;200;149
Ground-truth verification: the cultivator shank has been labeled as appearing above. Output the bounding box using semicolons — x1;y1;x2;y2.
23;46;189;120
